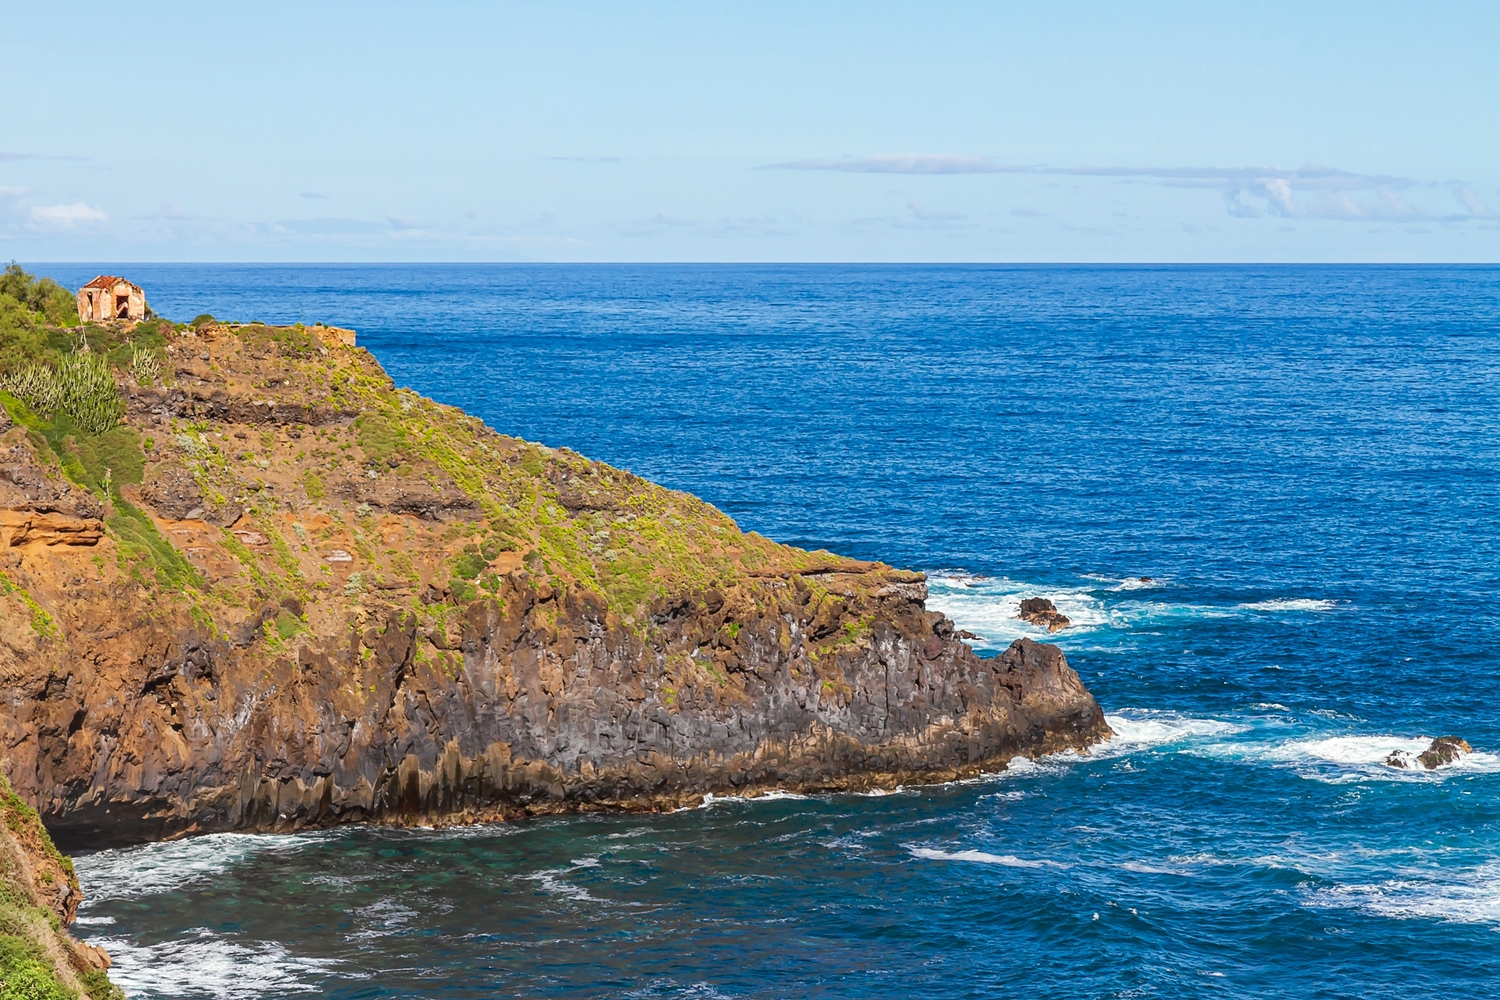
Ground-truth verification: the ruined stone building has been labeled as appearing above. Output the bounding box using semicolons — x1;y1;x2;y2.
76;276;146;323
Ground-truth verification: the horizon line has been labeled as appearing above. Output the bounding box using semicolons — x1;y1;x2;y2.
18;260;1500;268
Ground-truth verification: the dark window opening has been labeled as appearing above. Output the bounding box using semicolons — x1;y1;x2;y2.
115;294;130;319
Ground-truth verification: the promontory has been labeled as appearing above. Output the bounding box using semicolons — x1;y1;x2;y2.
0;267;1109;852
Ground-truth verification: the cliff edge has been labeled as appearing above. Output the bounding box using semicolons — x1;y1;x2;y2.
0;268;1108;851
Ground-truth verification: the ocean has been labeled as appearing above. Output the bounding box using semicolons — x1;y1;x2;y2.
34;263;1500;999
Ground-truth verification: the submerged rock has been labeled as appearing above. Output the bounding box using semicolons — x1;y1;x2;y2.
1018;596;1071;633
1385;736;1473;770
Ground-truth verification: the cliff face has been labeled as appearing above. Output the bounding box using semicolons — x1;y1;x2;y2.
0;317;1108;850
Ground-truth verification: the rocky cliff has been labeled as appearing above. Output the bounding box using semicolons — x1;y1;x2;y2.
0;300;1108;851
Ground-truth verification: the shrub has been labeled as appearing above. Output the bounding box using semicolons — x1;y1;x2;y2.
0;350;123;436
0;263;77;328
129;343;161;386
0;934;73;1000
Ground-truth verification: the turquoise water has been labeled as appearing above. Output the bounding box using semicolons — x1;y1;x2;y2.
38;264;1500;998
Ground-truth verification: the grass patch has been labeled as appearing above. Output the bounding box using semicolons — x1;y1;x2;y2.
0;573;58;640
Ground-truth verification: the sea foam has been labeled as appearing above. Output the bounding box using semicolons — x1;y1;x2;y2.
90;928;348;999
1308;859;1500;927
1102;711;1248;749
1237;598;1339;612
906;846;1069;869
73;831;321;904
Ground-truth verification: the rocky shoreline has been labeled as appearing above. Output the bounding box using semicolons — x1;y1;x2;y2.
1;312;1109;854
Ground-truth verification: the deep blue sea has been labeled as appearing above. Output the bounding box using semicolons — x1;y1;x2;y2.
32;264;1500;999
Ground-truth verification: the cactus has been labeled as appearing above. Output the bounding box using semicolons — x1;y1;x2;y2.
0;347;124;435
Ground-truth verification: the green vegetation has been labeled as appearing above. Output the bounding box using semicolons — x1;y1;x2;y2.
0;572;58;640
0;267;199;590
239;323;320;359
0;264;76;377
0;391;198;591
0;774;122;1000
0;263;865;661
1;352;123;437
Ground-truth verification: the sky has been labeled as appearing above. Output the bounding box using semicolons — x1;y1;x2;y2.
2;1;1498;263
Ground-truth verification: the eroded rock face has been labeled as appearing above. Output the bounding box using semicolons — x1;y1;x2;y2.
1019;596;1071;633
9;565;1106;848
0;435;106;547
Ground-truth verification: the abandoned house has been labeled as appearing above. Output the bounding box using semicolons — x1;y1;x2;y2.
76;275;147;323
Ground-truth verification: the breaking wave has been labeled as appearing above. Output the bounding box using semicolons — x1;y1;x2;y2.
90;928;350;1000
906;847;1070;869
925;572;1339;651
74;831;322;904
1237;598;1339;612
1308;860;1500;927
1102;710;1248;749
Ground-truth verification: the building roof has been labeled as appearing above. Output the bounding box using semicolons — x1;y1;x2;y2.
81;275;139;291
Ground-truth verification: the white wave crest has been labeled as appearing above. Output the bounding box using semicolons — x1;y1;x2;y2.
1102;711;1247;749
73;831;321;903
522;857;606;903
925;573;1110;643
345;898;420;942
1100;575;1167;591
88;928;347;999
1308;860;1500;926
697;789;811;808
1237;598;1338;612
1261;735;1500;779
907;846;1070;869
925;572;1277;645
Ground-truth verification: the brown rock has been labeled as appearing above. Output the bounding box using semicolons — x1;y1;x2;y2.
1420;735;1472;769
1019;596;1071;633
1385;736;1472;770
0;510;103;547
137;461;207;521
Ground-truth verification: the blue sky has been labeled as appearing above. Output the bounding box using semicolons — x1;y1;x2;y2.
3;1;1497;262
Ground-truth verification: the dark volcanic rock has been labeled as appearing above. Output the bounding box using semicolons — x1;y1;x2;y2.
1421;736;1473;768
20;577;1108;848
136;460;209;520
1019;596;1071;633
1385;735;1472;770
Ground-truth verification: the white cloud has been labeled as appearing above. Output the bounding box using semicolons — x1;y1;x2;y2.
1453;186;1496;219
769;155;1494;223
28;201;107;229
768;154;1005;174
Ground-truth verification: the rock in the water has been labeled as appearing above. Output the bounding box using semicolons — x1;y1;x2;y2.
1019;596;1071;633
1385;736;1472;770
1420;736;1472;768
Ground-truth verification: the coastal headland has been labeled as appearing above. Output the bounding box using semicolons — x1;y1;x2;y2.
0;271;1108;855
